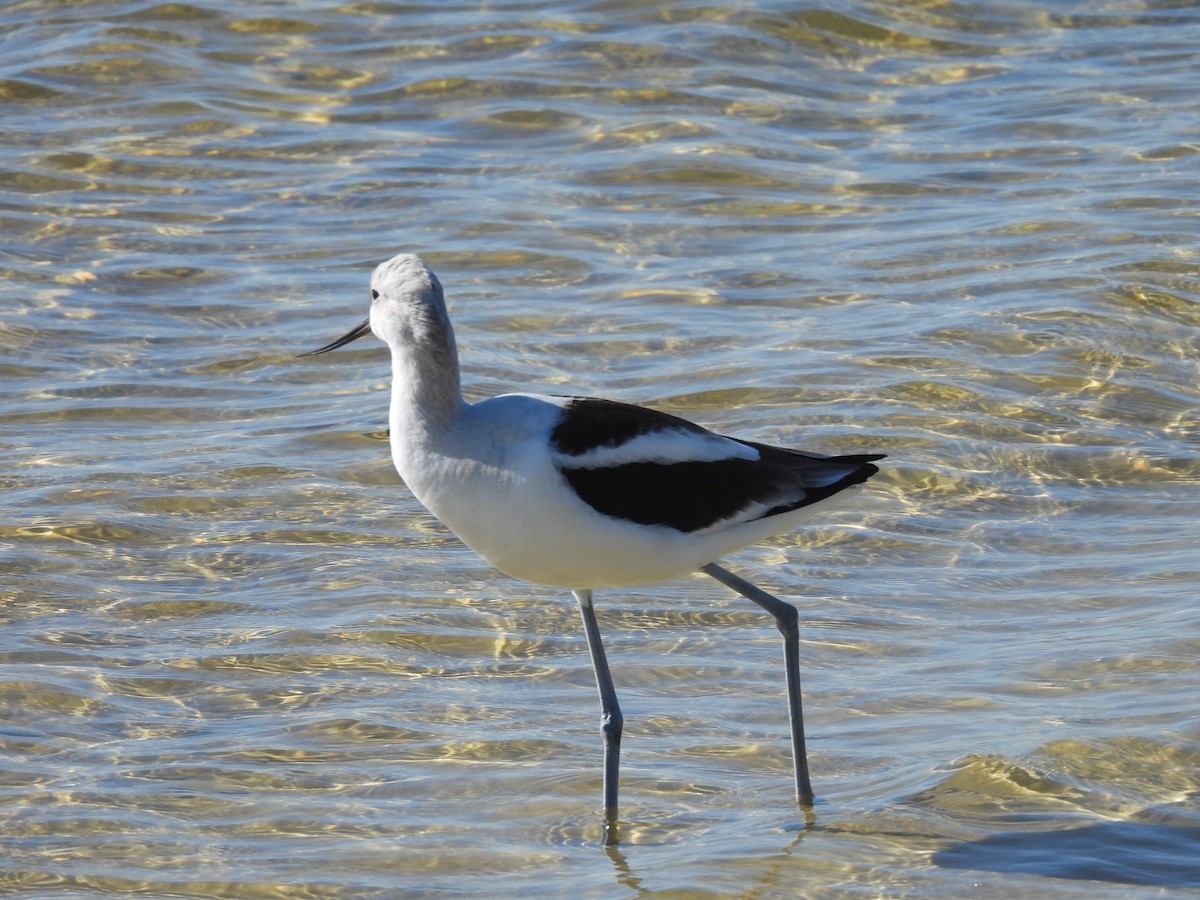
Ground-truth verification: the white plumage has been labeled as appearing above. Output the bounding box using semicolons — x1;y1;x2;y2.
302;252;884;835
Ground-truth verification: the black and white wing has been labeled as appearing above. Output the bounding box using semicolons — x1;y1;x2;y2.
549;398;883;534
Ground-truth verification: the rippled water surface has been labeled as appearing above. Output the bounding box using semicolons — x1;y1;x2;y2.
3;0;1199;896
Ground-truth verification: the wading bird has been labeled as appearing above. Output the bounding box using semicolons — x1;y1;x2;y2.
302;254;883;835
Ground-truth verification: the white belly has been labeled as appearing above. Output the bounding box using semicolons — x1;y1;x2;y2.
389;396;719;588
389;394;852;590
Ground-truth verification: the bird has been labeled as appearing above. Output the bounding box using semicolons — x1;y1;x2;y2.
301;253;883;835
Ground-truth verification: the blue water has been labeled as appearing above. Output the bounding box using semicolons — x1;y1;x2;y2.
2;0;1198;895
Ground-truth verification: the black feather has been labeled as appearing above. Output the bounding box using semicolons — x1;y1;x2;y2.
551;398;883;533
551;397;708;457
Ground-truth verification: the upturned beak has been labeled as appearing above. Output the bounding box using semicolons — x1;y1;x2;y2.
299;317;373;356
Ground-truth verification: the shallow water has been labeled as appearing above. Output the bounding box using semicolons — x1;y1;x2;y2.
2;0;1199;896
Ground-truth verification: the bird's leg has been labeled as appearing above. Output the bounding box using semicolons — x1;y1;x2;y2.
574;589;624;837
700;563;815;806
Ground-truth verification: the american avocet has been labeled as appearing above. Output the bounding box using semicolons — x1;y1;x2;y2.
302;253;883;831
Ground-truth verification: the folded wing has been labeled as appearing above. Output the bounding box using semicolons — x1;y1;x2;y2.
550;398;882;534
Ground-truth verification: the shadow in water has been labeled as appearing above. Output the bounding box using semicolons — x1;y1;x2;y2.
604;805;817;894
934;821;1200;887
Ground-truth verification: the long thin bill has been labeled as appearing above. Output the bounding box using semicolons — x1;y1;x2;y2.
299;318;373;356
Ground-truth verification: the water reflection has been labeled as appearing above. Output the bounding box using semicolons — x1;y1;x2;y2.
3;0;1200;894
936;822;1200;888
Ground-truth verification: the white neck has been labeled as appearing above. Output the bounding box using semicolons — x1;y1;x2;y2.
387;324;465;441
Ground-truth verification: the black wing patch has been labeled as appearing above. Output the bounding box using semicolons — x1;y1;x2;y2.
551;398;883;533
551;397;709;457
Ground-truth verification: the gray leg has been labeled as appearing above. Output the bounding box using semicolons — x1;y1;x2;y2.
701;563;815;806
574;589;623;834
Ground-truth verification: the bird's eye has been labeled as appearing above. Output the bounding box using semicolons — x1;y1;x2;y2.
371;289;379;301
